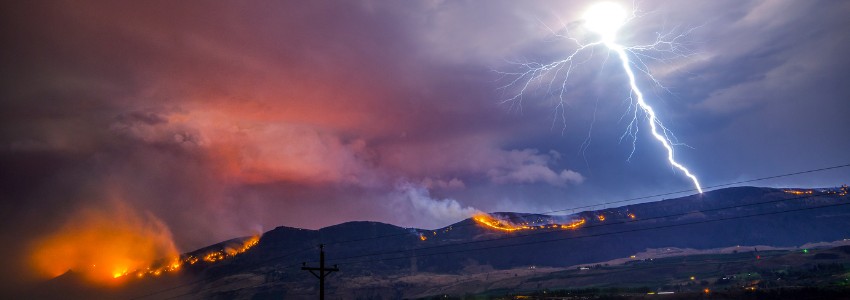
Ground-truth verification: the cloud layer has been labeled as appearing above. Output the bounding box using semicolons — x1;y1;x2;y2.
1;0;849;291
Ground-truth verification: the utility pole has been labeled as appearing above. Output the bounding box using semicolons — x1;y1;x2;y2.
301;244;339;300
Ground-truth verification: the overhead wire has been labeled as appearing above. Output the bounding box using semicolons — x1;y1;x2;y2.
329;200;850;266
159;198;849;299
129;247;313;299
321;163;850;247
132;164;849;298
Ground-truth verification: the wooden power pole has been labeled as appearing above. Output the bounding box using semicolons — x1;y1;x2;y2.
301;244;339;300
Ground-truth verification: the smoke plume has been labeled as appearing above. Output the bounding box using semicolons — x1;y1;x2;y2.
395;182;480;229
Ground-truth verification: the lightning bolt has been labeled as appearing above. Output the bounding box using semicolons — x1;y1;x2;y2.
499;2;703;193
610;43;702;193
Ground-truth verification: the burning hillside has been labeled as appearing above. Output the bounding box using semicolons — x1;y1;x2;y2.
118;234;260;279
473;213;586;232
29;201;262;284
23;187;850;299
784;185;848;196
29;203;179;284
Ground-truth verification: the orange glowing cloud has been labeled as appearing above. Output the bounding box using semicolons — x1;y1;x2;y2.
113;107;380;186
205;123;376;185
29;201;179;284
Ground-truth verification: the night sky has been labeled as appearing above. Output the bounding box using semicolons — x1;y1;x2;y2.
1;0;849;287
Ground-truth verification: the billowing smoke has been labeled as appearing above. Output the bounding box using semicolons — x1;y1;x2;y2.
395;182;481;229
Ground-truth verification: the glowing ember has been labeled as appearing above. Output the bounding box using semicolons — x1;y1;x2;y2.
473;213;585;232
784;185;848;197
784;189;813;195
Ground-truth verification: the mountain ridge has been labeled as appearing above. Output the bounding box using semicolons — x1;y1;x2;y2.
28;185;850;299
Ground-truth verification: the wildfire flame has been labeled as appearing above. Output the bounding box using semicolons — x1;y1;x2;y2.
473;213;585;232
30;198;263;284
784;189;813;195
784;185;848;197
125;234;261;279
30;203;179;284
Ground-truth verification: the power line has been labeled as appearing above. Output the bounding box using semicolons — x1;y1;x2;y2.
160;262;306;300
329;200;850;266
133;165;849;298
539;162;849;214
129;247;313;299
152;198;849;299
314;192;846;264
300;244;339;300
319;163;850;247
180;252;792;298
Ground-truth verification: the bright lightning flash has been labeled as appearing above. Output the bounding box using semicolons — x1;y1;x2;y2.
501;2;703;193
583;2;627;44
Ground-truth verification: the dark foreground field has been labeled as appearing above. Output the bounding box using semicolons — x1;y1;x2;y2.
420;245;850;300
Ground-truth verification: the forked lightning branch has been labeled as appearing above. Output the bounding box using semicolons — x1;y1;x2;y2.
500;2;703;193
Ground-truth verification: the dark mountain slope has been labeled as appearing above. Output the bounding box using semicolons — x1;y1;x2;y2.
32;186;850;299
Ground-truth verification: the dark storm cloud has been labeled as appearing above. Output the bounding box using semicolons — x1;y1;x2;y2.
1;0;849;291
